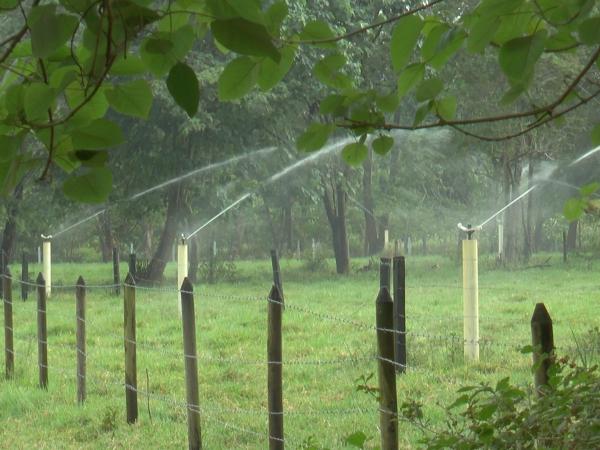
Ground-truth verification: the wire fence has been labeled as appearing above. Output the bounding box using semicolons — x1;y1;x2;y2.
1;269;599;448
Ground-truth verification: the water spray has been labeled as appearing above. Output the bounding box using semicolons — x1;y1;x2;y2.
457;223;480;361
40;234;52;298
186;193;252;240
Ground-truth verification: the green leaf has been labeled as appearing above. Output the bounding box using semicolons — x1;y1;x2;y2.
0;135;19;162
421;23;449;61
70;119;124;149
563;197;585;221
413;101;432;126
257;44;296;91
436;95;457;120
375;92;400;113
416;78;444;102
580;182;600;197
478;404;498;420
63;167;113;203
111;56;147;75
24;83;55;122
319;94;347;116
29;5;78;58
591;124;600;145
105;80;153;119
0;0;18;10
313;53;352;89
345;431;368;448
397;63;425;98
299;20;336;48
264;1;288;36
390;15;423;72
498;30;547;89
166;62;200;117
211;19;280;62
70;149;109;167
467;16;500;53
342;142;368;166
578;17;600;44
65;83;109;126
140;26;195;76
429;29;466;69
296;123;335;152
226;0;264;25
448;394;470;409
372;135;394;155
218;56;259;101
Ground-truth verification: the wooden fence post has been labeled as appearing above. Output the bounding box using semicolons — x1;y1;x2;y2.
270;250;284;310
76;276;86;404
36;272;48;389
392;256;406;373
267;285;284;450
376;287;398;450
0;250;5;299
531;303;554;395
3;267;14;379
113;247;120;296
21;252;28;301
380;258;391;290
124;273;138;423
562;231;567;263
180;278;202;450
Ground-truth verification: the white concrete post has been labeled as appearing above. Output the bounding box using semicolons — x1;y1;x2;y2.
41;235;52;298
37;246;41;264
177;236;188;317
497;217;504;259
212;240;217;257
462;238;479;361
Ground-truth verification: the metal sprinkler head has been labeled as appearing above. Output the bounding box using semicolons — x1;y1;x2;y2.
457;223;481;240
41;234;53;241
180;234;186;245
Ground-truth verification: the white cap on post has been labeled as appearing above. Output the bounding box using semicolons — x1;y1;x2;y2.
41;234;52;298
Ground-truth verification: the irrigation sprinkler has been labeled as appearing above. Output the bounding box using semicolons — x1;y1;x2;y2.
458;223;481;362
177;235;188;317
41;234;52;298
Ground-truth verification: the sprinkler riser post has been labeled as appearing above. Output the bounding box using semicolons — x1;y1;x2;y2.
177;238;188;317
42;237;51;298
462;239;479;361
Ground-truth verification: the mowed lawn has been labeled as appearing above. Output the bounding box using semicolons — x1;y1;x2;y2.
1;253;599;449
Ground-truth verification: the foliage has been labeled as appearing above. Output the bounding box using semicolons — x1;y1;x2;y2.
2;0;600;201
403;356;600;449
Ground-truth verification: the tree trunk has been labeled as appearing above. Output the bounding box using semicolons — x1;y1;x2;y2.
503;153;522;263
362;149;379;256
282;204;293;253
97;211;114;263
522;158;534;262
322;180;350;275
1;178;25;265
567;220;578;251
145;184;185;282
262;198;280;252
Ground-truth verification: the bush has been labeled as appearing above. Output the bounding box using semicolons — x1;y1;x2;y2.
402;355;600;449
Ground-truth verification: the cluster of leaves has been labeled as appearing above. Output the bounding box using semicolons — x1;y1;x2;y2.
564;181;600;221
2;0;600;204
402;355;600;449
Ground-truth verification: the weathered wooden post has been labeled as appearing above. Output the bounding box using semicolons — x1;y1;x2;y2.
531;303;554;395
36;272;48;389
393;256;406;373
562;231;567;263
380;258;391;290
376;287;398;450
180;278;202;450
270;250;284;310
268;285;284;450
112;247;120;296
3;267;14;379
21;252;28;301
42;235;51;298
76;276;86;404
124;273;137;423
461;225;479;361
0;250;5;299
177;236;188;317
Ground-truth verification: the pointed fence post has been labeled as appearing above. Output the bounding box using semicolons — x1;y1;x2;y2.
76;276;86;404
180;278;202;450
267;285;284;450
113;247;120;296
380;258;391;290
531;303;554;395
21;252;28;301
393;256;406;373
462;238;479;361
270;250;284;310
3;267;14;379
124;273;137;424
36;272;48;389
376;287;398;450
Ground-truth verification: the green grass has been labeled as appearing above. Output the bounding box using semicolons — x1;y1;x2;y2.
1;253;600;449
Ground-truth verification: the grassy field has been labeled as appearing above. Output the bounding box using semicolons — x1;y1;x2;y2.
1;252;600;449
